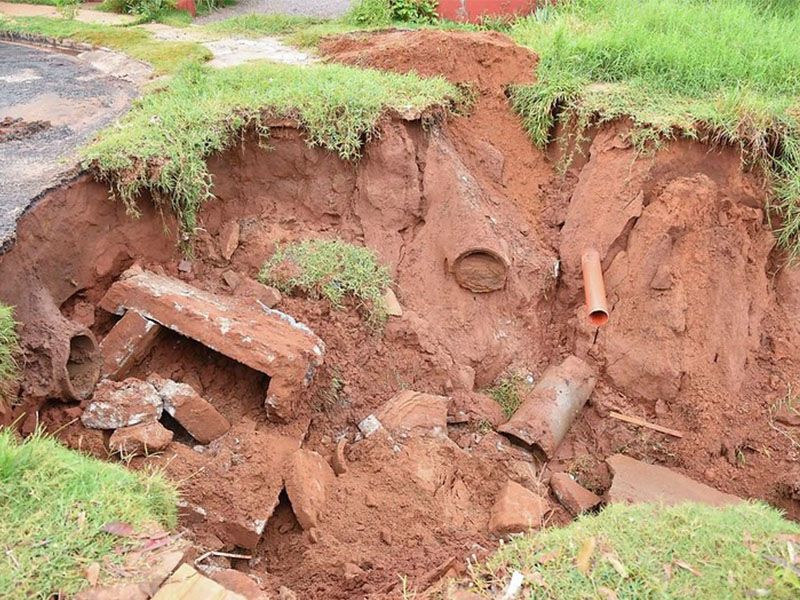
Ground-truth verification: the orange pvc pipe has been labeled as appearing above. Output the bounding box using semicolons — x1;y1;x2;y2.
581;248;609;327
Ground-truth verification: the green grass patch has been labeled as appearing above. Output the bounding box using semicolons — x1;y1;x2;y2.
0;429;177;599
259;238;393;327
468;502;800;598
0;304;19;403
82;61;460;238
0;16;210;74
486;372;526;418
203;13;327;38
508;0;800;254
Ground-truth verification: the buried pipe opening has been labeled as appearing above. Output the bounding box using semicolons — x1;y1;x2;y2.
64;333;101;400
581;248;609;327
452;248;508;293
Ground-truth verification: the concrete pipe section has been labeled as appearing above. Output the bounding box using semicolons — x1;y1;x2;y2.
0;39;147;252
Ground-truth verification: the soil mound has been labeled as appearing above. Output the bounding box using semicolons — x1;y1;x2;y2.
320;29;538;94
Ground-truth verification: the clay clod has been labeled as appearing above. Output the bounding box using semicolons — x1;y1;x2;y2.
488;480;550;535
374;389;449;437
606;454;740;506
109;421;173;457
498;355;596;459
285;448;335;531
549;472;602;516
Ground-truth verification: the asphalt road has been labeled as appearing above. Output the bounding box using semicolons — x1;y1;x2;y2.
196;0;353;23
0;41;138;252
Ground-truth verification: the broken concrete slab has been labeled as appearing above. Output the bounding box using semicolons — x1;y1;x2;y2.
109;420;173;457
488;480;550;535
100;310;162;380
81;378;162;429
375;390;449;436
549;472;602;516
208;569;268;600
152;564;246;600
99;266;324;421
285;448;335;531
606;454;740;506
149;375;230;444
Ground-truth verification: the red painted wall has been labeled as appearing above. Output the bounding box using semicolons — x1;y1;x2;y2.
437;0;541;23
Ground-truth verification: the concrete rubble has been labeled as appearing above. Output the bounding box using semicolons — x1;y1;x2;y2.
374;390;449;437
99;266;325;421
606;454;741;506
81;378;163;429
549;472;602;516
109;421;173;457
99;310;162;380
149;375;230;444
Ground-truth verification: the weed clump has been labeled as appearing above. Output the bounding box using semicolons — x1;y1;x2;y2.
0;429;177;599
0;304;19;404
259;239;393;327
486;372;526;418
468;502;800;598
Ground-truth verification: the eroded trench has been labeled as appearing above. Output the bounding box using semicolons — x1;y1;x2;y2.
2;30;800;598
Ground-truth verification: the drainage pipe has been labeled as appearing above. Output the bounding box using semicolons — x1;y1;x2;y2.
497;355;596;459
581;248;609;327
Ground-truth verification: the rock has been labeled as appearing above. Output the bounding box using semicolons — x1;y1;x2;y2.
177;259;192;274
72;300;96;328
209;569;267;600
109;421;173;457
775;405;800;427
177;500;208;525
488;480;550;535
284;448;335;531
100;311;163;381
216;518;267;552
342;562;365;581
149;376;230;444
234;278;282;308
550;472;602;516
606;454;741;506
219;221;241;261
81;378;162;429
381;288;403;317
278;586;297;600
222;270;242;290
448;391;505;428
375;390;449;436
75;583;148;600
331;438;348;475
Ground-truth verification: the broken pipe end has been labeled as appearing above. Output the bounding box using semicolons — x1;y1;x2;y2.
581;248;609;327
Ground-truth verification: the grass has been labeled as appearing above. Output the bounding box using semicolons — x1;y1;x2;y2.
467;502;800;599
0;304;19;404
507;0;800;254
0;429;177;599
486;372;526;418
82;61;460;238
0;16;210;74
259;238;393;327
203;13;327;38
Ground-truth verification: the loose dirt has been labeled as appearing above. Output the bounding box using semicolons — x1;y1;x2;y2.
2;29;800;599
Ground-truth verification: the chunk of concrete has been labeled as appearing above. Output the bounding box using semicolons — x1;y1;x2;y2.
99;267;324;421
152;564;246;600
550;472;602;516
81;378;162;429
209;569;268;600
375;390;449;436
488;480;549;535
110;420;173;456
100;310;162;380
149;375;230;444
606;454;740;506
284;448;335;531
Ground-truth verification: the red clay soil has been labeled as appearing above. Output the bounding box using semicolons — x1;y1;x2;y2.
2;28;800;599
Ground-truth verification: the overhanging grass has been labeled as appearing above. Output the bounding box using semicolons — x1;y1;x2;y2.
259;238;393;327
0;429;177;599
0;16;210;74
468;502;800;598
82;61;460;237
0;304;19;402
508;0;800;254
